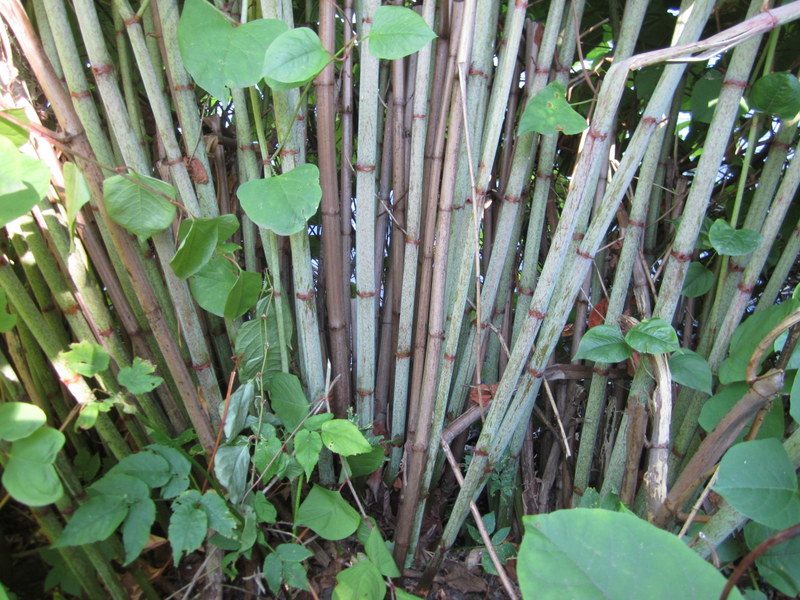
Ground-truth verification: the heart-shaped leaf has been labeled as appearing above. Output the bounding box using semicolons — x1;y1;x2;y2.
238;164;322;235
0;136;50;227
64;163;91;239
669;348;712;394
103;173;176;242
2;427;65;506
625;318;679;354
171;218;223;279
368;6;437;60
708;219;761;256
178;0;287;99
296;485;360;540
223;269;261;320
321;420;373;456
681;262;714;298
518;82;588;136
749;72;800;120
574;325;631;363
0;402;46;442
263;28;329;85
0;108;29;147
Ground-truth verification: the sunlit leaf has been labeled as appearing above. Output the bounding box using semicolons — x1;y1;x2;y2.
625;318;679;354
103;173;176;242
368;6;436;60
749;72;800;119
518;82;587;136
574;325;631;363
0;137;50;227
296;485;360;540
263;28;329;85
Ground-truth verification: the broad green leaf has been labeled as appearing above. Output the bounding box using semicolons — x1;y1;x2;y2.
0;402;46;441
178;0;287;99
214;214;241;242
719;300;800;384
282;560;311;591
294;429;322;479
699;384;784;442
60;341;110;377
749;72;800;119
224;381;255;442
200;490;237;537
669;348;712;394
345;445;385;477
304;413;334;430
296;485;360;540
263;28;329;84
395;591;424;600
714;439;800;530
54;494;129;547
0;136;49;227
107;452;172;489
518;509;741;600
321;419;372;456
332;560;385;600
213;437;250;503
189;255;239;316
625;318;679;354
253;435;284;480
708;219;761;256
363;523;400;578
41;548;82;596
252;493;277;523
263;552;282;595
276;543;314;562
90;473;150;502
773;331;800;370
0;108;29;147
63;162;90;238
121;498;156;565
792;371;800;425
169;496;208;564
681;262;714;298
223;269;261;320
103;173;176;242
147;444;191;499
237;504;258;553
574;325;631;362
690;72;723;124
2;461;63;507
744;521;800;597
269;372;309;432
171;218;222;279
118;357;164;394
368;6;436;60
518;82;588;136
235;294;293;383
0;288;16;332
7;426;64;465
238;164;322;236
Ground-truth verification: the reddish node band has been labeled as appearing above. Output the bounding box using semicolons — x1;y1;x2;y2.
279;149;299;156
773;141;790;151
62;373;82;385
63;303;80;315
572;233;585;241
728;261;744;273
504;194;522;204
723;78;747;89
430;331;445;341
576;248;593;260
91;64;115;76
173;83;195;91
395;350;412;359
362;16;372;24
671;447;685;459
669;249;692;263
123;15;141;26
528;308;547;319
628;219;645;228
405;236;421;245
642;116;658;125
737;283;754;294
356;288;378;298
592;367;610;376
468;67;489;79
272;290;281;298
296;291;315;301
412;113;426;119
238;144;253;152
41;304;55;313
536;172;553;180
191;360;211;372
518;286;534;297
163;156;183;167
535;66;550;74
356;389;372;397
99;327;114;338
444;353;456;362
475;448;489;456
587;128;608;141
526;367;544;378
70;90;92;99
355;163;376;172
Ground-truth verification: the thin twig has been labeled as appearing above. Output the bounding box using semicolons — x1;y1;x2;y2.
542;379;571;458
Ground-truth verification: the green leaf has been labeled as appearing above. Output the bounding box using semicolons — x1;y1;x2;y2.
200;491;237;537
332;560;385;600
395;591;424;600
708;219;761;257
0;288;16;333
0;108;29;147
714;439;800;530
0;402;46;441
107;452;172;489
0;136;50;228
253;435;284;480
54;494;129;547
63;162;91;239
60;341;110;377
178;0;287;99
252;493;277;524
574;325;632;363
90;473;150;502
345;445;385;477
518;82;588;136
213;437;250;503
169;496;208;564
262;552;282;594
223;269;261;320
744;521;800;597
791;371;800;425
669;348;712;394
269;372;309;432
368;6;437;60
118;357;164;394
263;28;329;84
235;295;293;382
276;543;314;562
304;413;334;430
147;444;191;499
224;381;255;442
189;255;239;317
171;218;223;279
296;485;360;540
121;498;156;565
518;509;741;600
321;419;373;456
103;173;176;242
294;429;322;479
699;384;784;443
4;426;65;504
719;301;800;384
364;524;400;578
749;72;800;119
690;72;723;124
625;318;679;354
238;164;322;236
282;559;311;591
681;262;714;298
